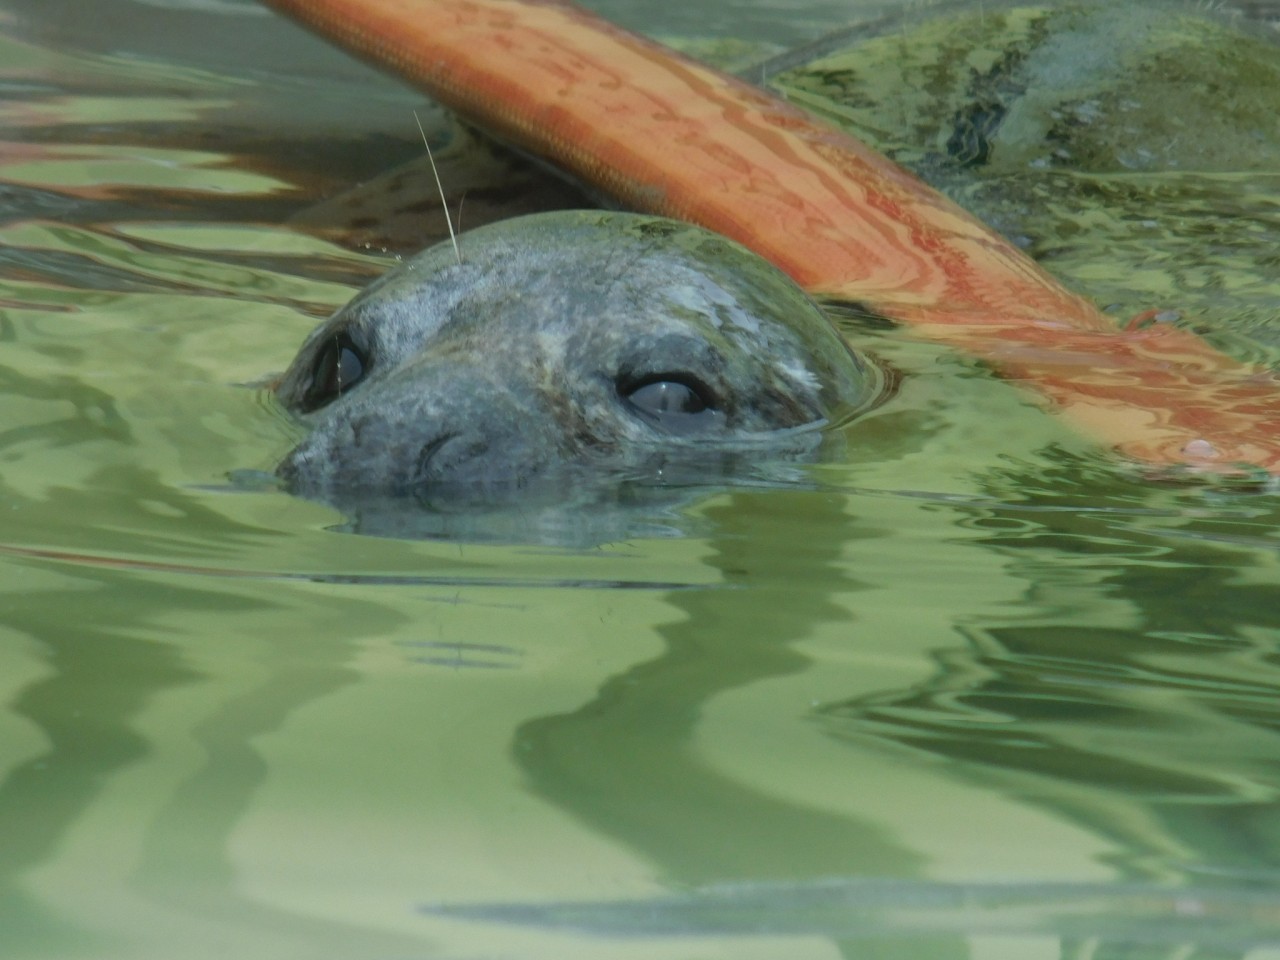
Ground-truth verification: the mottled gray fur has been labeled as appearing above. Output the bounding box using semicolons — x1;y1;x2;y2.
276;211;880;504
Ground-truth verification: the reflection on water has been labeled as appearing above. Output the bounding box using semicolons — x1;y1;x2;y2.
772;0;1280;355
514;491;927;885
823;461;1280;879
431;876;1280;946
1;0;1279;958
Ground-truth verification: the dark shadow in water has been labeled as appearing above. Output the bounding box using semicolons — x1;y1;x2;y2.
0;366;132;451
0;567;199;957
511;488;970;959
0;470;435;958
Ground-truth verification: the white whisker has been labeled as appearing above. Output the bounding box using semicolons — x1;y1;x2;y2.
414;109;461;265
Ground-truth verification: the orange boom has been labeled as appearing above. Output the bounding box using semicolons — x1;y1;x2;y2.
261;0;1280;476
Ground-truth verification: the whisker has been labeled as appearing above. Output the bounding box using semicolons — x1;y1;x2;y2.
414;109;461;265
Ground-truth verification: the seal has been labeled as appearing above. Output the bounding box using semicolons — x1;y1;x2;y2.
275;211;883;504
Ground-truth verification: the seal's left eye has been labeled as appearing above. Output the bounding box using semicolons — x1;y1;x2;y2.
303;332;367;412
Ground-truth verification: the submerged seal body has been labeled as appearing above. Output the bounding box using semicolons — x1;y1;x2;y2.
275;211;881;503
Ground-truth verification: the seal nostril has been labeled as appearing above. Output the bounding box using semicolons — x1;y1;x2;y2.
415;431;459;481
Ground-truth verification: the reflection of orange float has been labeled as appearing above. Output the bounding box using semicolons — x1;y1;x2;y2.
261;0;1280;477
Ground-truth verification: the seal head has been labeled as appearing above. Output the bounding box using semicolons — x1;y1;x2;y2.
275;211;881;507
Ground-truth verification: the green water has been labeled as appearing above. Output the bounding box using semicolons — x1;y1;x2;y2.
2;1;1280;957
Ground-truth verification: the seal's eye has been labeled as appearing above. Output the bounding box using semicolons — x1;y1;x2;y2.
622;374;720;433
628;379;707;414
303;332;367;412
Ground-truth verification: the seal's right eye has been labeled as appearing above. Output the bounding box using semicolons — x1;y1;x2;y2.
621;373;721;434
303;332;367;412
627;378;708;415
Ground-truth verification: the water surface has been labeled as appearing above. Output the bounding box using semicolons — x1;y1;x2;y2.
1;1;1279;958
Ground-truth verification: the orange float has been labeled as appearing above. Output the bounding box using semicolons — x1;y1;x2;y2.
260;0;1280;476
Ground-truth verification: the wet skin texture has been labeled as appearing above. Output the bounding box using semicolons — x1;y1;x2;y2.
275;211;882;502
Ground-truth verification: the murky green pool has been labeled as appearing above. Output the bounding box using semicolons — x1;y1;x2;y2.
2;1;1280;957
